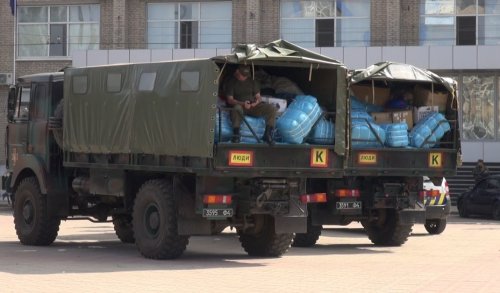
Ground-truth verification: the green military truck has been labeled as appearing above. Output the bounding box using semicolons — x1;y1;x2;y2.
3;41;459;259
293;62;460;247
3;41;347;259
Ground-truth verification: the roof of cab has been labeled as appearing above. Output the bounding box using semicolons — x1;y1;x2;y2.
18;72;65;84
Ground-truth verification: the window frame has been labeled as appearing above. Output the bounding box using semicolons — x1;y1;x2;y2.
147;1;232;49
419;0;500;45
279;0;371;48
16;4;100;60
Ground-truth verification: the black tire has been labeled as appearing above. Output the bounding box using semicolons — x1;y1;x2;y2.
458;200;469;218
424;218;447;235
13;177;61;245
132;179;189;260
492;203;500;220
112;215;135;243
238;216;293;257
362;209;413;246
292;217;322;247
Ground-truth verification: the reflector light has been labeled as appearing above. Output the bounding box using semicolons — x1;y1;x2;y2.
420;190;441;197
335;189;361;198
300;193;327;204
203;195;232;205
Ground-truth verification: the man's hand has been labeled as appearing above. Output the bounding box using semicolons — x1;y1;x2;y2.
244;100;252;110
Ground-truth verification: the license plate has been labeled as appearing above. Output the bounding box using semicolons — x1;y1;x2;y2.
202;208;233;218
336;201;362;209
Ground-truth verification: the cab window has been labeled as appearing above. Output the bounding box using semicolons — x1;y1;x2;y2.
14;86;31;120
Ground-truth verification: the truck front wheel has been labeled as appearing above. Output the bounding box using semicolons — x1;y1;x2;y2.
238;215;293;257
132;179;189;259
424;219;447;235
13;177;61;245
362;209;412;246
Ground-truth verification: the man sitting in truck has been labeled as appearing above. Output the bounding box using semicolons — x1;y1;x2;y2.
225;65;277;145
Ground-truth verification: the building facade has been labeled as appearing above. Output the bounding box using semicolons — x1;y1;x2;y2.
1;0;500;164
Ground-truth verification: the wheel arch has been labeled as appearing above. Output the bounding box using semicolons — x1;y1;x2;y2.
10;155;49;195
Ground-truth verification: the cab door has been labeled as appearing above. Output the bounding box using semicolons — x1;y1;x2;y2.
27;82;50;164
6;85;31;171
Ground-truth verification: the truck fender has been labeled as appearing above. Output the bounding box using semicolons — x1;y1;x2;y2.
10;154;49;194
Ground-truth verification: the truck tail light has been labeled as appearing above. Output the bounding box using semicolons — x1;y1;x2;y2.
419;190;441;198
335;189;361;198
203;195;232;205
300;193;327;204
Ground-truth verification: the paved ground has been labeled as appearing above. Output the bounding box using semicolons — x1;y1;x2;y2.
0;202;498;293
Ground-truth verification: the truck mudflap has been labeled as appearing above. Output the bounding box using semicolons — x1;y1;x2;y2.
399;206;426;225
274;199;308;233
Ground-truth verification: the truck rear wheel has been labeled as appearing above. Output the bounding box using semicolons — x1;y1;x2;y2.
13;177;60;245
112;215;135;243
292;217;322;247
238;215;293;257
362;209;412;246
424;219;447;235
132;179;189;259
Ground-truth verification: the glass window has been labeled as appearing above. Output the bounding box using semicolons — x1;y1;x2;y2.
17;4;100;58
107;73;122;93
147;2;231;49
50;6;67;22
180;72;200;92
336;18;370;46
15;87;31;120
478;15;500;44
420;16;455;45
280;0;370;47
18;6;48;22
480;0;500;14
139;73;157;92
337;0;370;17
281;19;315;47
457;0;477;15
32;84;48;119
461;75;495;140
457;16;476;44
421;0;500;45
73;75;88;95
421;0;455;14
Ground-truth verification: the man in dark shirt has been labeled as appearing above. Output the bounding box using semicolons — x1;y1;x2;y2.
225;65;277;145
473;159;489;183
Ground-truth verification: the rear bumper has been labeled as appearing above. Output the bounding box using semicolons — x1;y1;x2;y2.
425;201;451;220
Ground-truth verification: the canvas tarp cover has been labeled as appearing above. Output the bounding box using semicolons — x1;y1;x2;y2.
350;62;455;94
212;39;343;66
63;59;219;158
212;39;347;155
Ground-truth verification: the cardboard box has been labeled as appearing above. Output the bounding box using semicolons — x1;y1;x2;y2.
392;110;413;129
413;106;439;123
371;112;393;124
414;85;448;112
261;96;287;113
371;110;414;129
351;84;391;106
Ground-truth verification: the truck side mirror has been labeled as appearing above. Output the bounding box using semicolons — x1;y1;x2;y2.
7;86;16;122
